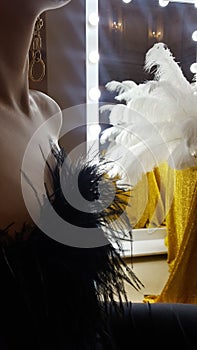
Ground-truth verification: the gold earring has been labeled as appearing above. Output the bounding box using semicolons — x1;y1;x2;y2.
29;16;46;83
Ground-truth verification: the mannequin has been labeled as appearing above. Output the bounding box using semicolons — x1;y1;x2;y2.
0;1;71;234
1;4;197;350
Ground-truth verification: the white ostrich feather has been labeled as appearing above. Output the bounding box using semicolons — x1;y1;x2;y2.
104;116;197;186
168;117;197;169
100;126;120;145
105;80;137;95
117;80;196;123
127;95;175;123
115;81;157;102
109;104;145;126
104;134;176;186
168;141;197;169
99;103;115;114
181;117;197;147
106;82;196;127
121;107;145;125
145;42;191;93
107;104;127;125
101;42;197;186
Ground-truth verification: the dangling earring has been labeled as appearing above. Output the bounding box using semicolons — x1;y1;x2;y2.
29;16;46;83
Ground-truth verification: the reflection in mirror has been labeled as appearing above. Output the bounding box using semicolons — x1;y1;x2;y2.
98;0;197;256
99;0;197;101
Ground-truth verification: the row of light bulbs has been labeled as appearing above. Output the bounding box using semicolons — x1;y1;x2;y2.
122;0;197;5
86;3;100;103
190;31;197;73
86;0;133;104
86;1;101;145
86;0;135;103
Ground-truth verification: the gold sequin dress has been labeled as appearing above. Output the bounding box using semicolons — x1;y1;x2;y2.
143;164;197;303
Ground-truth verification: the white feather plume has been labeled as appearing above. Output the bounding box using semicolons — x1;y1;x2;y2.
145;42;191;93
106;80;137;95
101;42;197;186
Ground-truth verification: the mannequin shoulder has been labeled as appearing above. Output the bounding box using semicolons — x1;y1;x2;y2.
30;89;62;121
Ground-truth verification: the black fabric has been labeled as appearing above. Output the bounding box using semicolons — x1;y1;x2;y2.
1;293;197;349
0;226;141;350
108;302;197;350
0;232;112;349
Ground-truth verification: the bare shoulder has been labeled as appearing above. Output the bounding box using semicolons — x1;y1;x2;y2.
29;90;63;146
30;89;62;120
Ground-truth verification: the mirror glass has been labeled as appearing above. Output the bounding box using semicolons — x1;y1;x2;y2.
99;0;196;101
98;0;197;256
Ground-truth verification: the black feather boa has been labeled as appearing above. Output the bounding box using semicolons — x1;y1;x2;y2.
0;146;143;350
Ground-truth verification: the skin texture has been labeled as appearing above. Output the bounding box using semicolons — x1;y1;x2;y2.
0;1;71;233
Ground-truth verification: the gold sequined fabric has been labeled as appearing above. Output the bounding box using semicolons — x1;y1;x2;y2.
143;165;197;304
126;163;168;229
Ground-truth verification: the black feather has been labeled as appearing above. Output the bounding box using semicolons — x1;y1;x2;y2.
0;145;144;349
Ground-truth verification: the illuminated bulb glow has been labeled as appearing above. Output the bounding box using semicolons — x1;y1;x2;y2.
190;62;197;73
89;87;101;101
192;30;197;41
112;21;122;31
159;0;169;6
87;124;101;141
86;0;100;156
89;50;100;63
88;12;99;26
122;0;132;3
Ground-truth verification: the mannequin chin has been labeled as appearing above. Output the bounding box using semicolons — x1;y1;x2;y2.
48;0;71;9
37;0;71;13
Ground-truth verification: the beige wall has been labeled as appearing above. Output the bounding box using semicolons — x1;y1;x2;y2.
124;254;169;303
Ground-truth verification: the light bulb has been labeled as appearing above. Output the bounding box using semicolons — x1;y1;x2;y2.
89;87;101;101
87;124;101;140
159;0;169;7
88;12;99;26
190;62;197;74
122;0;132;3
192;30;197;42
89;51;100;64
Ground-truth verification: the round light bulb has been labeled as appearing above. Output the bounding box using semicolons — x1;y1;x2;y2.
192;30;197;42
89;51;100;64
190;62;197;74
89;87;101;101
122;0;132;3
88;124;101;140
88;13;99;26
159;0;169;7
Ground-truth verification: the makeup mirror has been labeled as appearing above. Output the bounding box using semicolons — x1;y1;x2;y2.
98;0;197;256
